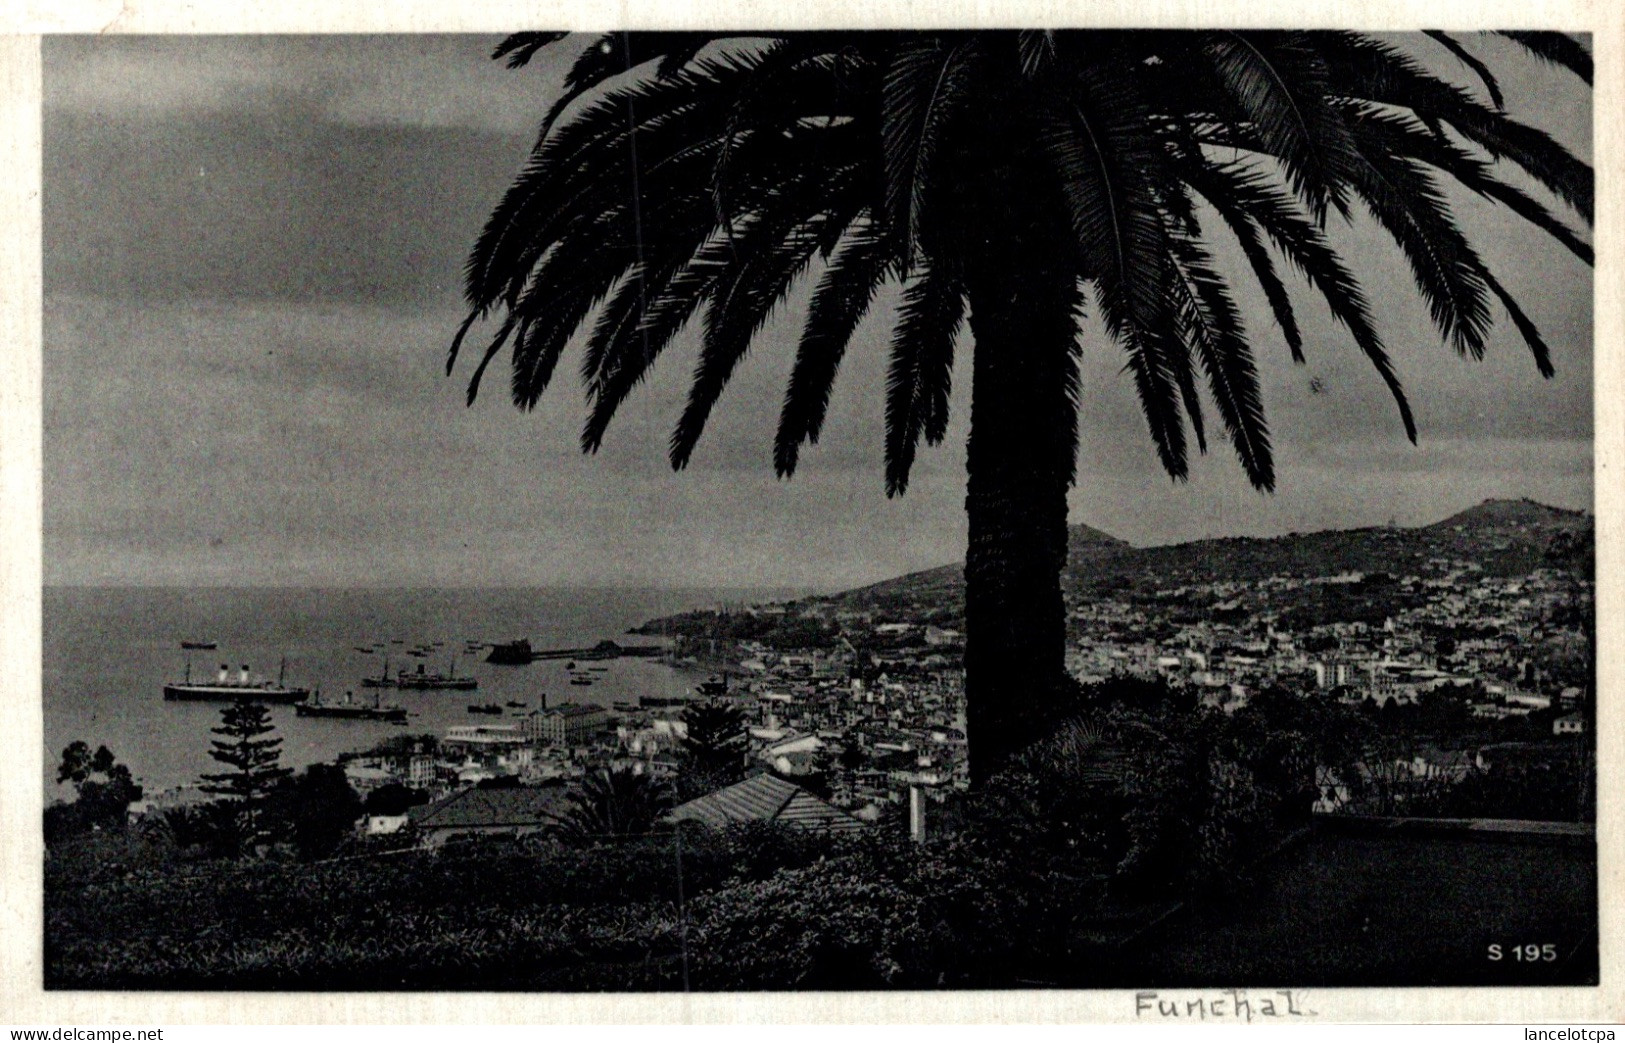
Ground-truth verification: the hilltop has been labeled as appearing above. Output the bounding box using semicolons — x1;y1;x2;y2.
628;497;1591;632
809;498;1591;618
1429;497;1591;531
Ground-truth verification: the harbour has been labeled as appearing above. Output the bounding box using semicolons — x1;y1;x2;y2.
43;585;790;797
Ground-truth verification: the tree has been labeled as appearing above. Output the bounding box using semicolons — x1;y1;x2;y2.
275;763;364;861
550;767;674;844
678;700;748;798
199;702;292;854
365;781;431;816
453;31;1592;782
46;741;144;844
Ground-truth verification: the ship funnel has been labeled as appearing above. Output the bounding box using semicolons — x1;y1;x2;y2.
218;664;229;682
240;664;250;684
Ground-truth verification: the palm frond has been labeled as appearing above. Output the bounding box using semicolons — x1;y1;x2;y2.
1422;30;1504;109
882;37;976;275
581;227;742;452
884;263;964;497
670;206;840;469
1496;31;1591;85
1479;265;1556;377
1210;198;1305;363
1169;235;1275;489
774;214;894;477
1184;159;1417;442
1203;30;1359;221
1335;102;1592;265
1042;68;1189;478
491;32;569;70
1316;32;1592;222
466;52;777;308
541;31;717;133
1018;30;1057;79
1340;132;1494;359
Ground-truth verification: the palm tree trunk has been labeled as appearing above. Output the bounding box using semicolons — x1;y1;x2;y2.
961;245;1079;785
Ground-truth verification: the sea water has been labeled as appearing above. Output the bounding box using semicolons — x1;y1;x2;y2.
42;586;781;802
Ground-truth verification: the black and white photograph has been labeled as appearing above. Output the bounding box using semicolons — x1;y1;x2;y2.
6;5;1615;1018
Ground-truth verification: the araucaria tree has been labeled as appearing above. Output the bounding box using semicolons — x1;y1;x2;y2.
200;701;293;854
678;700;748;797
453;31;1592;783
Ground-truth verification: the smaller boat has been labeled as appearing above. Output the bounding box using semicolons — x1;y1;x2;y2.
569;676;594;686
180;640;218;650
505;700;527;708
587;665;608;673
565;660;577;670
295;689;407;723
466;703;503;715
353;646;374;654
361;656;396;688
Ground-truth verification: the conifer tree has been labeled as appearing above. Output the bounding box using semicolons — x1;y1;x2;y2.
200;702;292;854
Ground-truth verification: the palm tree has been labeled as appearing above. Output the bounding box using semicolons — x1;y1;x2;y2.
550;766;674;843
452;30;1591;784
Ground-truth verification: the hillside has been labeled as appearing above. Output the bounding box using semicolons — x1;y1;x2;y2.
819;522;1129;618
813;498;1591;617
1429;497;1591;531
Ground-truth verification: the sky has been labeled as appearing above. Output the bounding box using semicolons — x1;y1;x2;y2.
40;32;1594;589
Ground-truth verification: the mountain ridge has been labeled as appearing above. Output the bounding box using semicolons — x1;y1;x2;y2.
818;497;1591;612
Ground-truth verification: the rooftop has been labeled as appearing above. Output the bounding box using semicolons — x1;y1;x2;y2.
668;772;865;833
409;785;568;831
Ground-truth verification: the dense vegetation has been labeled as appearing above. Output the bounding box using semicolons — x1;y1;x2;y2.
48;681;1379;989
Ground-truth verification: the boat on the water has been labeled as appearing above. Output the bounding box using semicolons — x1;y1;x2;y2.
295;689;407;723
180;640;218;650
505;700;527;708
361;656;396;688
394;660;478;691
638;693;693;709
164;661;310;704
467;703;502;715
360;657;477;691
569;676;594;687
486;639;534;665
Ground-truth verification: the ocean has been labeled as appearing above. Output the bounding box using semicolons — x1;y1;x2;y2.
42;586;787;803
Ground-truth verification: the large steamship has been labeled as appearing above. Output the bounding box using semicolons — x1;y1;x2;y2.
163;661;311;704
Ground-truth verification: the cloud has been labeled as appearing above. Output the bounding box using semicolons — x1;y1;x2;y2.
44;103;536;308
43;34;582;136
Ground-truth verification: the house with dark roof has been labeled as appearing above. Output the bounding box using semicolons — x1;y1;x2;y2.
406;784;569;848
667;772;866;833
